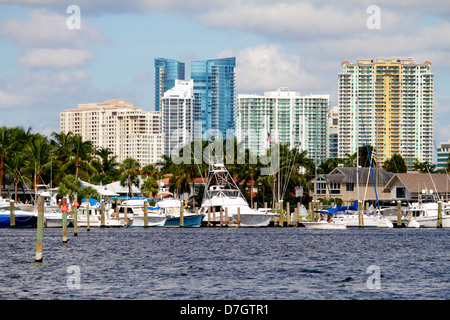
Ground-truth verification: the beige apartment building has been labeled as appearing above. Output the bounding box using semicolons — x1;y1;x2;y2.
60;99;164;166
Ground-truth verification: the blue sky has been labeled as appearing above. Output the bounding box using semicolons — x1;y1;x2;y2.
0;0;449;156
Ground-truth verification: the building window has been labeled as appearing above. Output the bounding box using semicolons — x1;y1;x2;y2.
396;187;406;199
330;183;341;195
346;183;354;192
317;182;327;195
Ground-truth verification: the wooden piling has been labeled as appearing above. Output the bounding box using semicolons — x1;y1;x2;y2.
10;201;15;228
225;207;228;225
220;207;223;226
279;202;284;228
62;199;68;243
73;198;78;237
100;199;105;228
86;203;90;231
437;201;443;228
358;200;364;228
397;200;402;227
35;196;44;263
287;202;291;226
144;200;148;228
179;201;184;227
124;207;128;227
208;207;211;227
237;207;241;227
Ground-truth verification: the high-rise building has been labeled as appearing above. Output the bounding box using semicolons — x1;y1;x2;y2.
60;99;164;166
154;58;185;111
191;57;236;135
328;106;339;159
437;140;450;171
338;58;433;169
236;87;330;162
160;80;195;156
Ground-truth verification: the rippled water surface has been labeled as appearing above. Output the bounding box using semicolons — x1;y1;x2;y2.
0;227;448;300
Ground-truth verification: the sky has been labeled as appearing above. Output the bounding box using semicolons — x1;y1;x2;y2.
0;0;449;155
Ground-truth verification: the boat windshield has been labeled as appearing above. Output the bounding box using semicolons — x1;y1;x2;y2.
207;190;241;198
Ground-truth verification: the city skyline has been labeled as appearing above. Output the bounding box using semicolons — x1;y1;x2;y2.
1;1;449;154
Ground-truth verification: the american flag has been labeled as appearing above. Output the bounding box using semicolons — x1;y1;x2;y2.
267;132;273;142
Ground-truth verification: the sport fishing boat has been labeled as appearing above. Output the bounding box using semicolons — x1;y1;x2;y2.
0;197;37;228
157;198;204;227
405;196;450;228
43;205;74;228
118;198;166;227
199;163;276;227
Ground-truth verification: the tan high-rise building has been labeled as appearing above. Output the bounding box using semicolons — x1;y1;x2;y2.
338;58;433;170
60;99;164;166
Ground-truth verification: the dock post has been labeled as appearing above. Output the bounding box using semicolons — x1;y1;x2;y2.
220;207;223;227
124;207;128;227
437;201;443;228
10;201;15;228
358;200;364;228
100;199;105;228
73;197;79;237
35;196;44;263
225;207;228;225
294;207;298;227
279;201;284;228
237;207;241;227
86;203;90;231
179;201;184;227
61;199;68;243
397;200;402;228
287;202;291;226
144;200;148;228
208;207;211;227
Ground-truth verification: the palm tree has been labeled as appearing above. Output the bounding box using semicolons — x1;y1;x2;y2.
26;133;52;194
0;126;18;192
5;151;31;202
92;147;119;184
141;164;161;198
119;158;141;197
62;134;97;181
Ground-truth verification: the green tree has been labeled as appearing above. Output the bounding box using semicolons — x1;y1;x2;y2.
0;126;18;191
92;147;119;184
119;158;141;197
413;160;436;173
383;154;407;173
26;133;52;192
5;151;32;202
62;134;97;181
140;164;161;198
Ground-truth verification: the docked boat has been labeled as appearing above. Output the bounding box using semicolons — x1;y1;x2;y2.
199;163;276;227
118;198;166;227
157;198;203;227
78;199;123;227
0;197;38;228
405;199;450;228
320;201;393;228
44;205;74;228
301;214;346;230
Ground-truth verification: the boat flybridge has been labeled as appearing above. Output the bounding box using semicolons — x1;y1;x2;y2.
199;163;276;227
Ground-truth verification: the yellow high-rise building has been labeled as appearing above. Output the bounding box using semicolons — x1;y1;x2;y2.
338;58;433;170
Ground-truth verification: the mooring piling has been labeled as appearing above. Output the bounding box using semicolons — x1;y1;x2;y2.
35;196;44;263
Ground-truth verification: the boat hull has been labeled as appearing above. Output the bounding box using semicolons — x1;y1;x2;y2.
164;214;204;227
301;221;346;230
0;213;37;228
45;217;74;228
132;215;166;227
416;215;450;228
235;213;275;227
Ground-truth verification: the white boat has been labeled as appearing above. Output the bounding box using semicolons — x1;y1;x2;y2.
406;219;420;228
78;199;123;227
319;201;393;228
405;198;450;228
118;198;166;227
199;163;276;227
301;217;346;230
157;198;203;227
44;206;73;228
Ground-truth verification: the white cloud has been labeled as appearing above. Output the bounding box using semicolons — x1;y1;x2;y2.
218;44;324;94
18;48;94;68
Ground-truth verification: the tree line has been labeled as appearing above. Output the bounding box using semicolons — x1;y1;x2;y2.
1;125;448;207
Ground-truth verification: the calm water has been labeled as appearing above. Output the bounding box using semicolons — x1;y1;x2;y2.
0;227;448;300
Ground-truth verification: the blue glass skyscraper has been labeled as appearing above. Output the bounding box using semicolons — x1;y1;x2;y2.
191;57;236;136
154;58;185;111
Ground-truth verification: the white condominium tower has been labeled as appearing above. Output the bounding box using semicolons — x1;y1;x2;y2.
236;87;330;162
338;58;433;169
160;80;195;156
60;99;164;166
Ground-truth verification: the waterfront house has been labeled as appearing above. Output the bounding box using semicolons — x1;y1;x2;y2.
313;167;394;205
